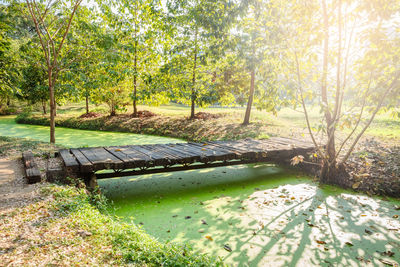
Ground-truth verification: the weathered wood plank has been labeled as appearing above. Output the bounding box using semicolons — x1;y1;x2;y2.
70;148;93;173
141;144;183;164
22;151;35;169
59;137;315;179
59;149;79;172
156;144;199;163
129;145;171;165
26;168;41;184
187;142;237;161
22;151;41;184
79;147;124;171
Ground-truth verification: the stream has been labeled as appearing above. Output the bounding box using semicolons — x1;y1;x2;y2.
1;115;400;266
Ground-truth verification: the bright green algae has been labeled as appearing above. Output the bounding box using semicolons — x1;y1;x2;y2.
100;165;400;267
0;115;182;147
4;115;400;266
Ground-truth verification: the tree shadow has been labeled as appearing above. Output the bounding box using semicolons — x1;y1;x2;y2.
99;164;400;266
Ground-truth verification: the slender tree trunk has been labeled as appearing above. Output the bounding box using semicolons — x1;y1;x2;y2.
190;29;198;120
243;68;255;125
85;94;89;114
48;69;55;144
42;100;46;114
133;52;138;117
6;97;10;107
132;2;138;117
320;0;338;183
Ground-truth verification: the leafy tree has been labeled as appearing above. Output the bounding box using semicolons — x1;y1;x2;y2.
166;0;239;119
280;0;400;183
235;0;283;125
24;0;83;143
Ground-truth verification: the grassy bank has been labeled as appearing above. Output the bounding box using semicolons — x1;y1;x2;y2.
0;136;61;158
16;111;275;142
17;103;400;143
1;184;220;266
0;136;220;266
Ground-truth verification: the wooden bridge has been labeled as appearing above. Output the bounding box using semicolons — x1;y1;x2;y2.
58;137;314;187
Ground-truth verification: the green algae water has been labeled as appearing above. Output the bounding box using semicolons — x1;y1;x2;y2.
0;116;182;147
2;116;400;266
100;167;400;266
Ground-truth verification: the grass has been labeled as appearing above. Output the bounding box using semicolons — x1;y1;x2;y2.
22;102;400;144
0;184;221;266
0;136;62;158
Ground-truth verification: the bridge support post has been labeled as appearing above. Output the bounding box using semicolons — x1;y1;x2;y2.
83;172;98;191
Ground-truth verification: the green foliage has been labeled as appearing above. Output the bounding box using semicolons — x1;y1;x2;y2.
42;184;221;266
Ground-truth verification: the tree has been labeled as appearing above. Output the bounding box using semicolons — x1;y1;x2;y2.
235;0;282;125
165;0;239;119
24;0;82;143
280;0;400;183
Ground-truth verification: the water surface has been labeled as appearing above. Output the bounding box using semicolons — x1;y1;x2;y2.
2;115;400;266
100;165;400;266
0;116;182;147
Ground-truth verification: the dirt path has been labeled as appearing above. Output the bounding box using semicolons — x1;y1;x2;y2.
0;158;40;212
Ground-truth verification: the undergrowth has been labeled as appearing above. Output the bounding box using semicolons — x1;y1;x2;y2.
1;184;221;266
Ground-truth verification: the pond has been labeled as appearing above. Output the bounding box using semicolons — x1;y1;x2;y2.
0;116;182;147
2;115;400;266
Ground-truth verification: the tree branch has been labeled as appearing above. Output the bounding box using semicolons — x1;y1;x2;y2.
341;73;400;163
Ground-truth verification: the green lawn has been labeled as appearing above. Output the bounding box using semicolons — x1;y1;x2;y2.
33;102;400;144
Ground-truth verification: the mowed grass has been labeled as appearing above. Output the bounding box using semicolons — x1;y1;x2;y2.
35;102;400;144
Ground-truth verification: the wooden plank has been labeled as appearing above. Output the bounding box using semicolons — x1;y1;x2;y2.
104;146;143;169
162;144;202;160
22;151;41;184
26;168;41;184
187;142;237;161
59;149;79;172
79;147;124;171
141;144;183;164
155;144;200;163
22;151;36;169
70;148;93;173
209;141;259;159
174;143;215;161
129;145;171;166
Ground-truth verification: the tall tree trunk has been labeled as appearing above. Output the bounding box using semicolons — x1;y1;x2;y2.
48;70;55;144
243;67;255;125
190;29;198;120
320;0;337;183
132;2;138;117
42;100;46;114
133;52;138;117
85;93;89;114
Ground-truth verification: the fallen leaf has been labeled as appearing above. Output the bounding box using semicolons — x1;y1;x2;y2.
185;216;191;219
205;235;213;241
352;182;361;189
380;251;395;257
224;244;232;252
201;219;207;225
365;229;373;235
392;215;399;219
316;240;326;244
345;242;354;247
379;259;397;266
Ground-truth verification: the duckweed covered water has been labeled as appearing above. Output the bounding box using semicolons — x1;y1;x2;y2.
100;165;400;266
0;116;182;147
2;116;400;266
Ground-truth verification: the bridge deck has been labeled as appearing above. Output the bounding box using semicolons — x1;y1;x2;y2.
59;137;314;180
